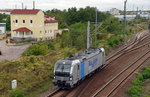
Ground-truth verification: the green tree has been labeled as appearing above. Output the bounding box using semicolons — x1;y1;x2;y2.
60;31;71;48
101;17;123;35
6;15;11;31
0;14;11;31
44;7;110;27
44;9;68;29
66;7;78;25
69;22;87;49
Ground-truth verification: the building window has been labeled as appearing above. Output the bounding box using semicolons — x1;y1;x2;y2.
16;31;19;36
30;31;33;35
30;20;33;24
40;31;42;33
45;31;47;33
15;20;18;23
50;30;52;33
23;32;26;36
23;20;25;23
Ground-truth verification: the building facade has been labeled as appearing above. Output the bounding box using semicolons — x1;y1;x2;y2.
110;8;120;15
0;23;6;35
0;9;14;15
10;9;58;41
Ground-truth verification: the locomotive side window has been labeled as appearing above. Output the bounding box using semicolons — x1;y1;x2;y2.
77;64;80;70
102;52;104;56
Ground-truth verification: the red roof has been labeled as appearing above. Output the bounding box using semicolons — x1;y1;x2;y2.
45;20;58;23
4;9;14;12
11;9;40;14
13;27;31;32
45;15;54;18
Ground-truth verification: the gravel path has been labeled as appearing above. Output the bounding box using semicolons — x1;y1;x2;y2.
0;39;30;62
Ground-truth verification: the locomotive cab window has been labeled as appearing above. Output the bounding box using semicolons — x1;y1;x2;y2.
55;63;71;73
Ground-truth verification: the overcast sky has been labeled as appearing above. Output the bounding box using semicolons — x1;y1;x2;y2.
0;0;150;11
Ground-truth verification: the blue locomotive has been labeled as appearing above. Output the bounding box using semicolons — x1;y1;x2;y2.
53;47;105;88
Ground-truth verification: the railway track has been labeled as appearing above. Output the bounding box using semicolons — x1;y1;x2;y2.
92;50;150;97
106;34;149;63
46;33;150;97
106;41;150;65
46;88;60;97
75;35;150;97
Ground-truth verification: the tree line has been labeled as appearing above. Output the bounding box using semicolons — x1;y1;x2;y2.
44;6;110;29
0;13;10;31
44;7;126;50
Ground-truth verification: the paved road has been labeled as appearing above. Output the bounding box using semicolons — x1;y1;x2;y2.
0;39;30;62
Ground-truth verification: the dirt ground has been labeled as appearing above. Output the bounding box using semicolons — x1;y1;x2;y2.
0;39;30;62
112;59;150;97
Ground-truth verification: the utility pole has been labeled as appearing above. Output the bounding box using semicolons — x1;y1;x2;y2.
135;7;138;33
148;23;150;41
87;21;90;49
22;2;24;9
132;5;134;20
33;0;35;9
148;11;150;20
95;8;98;47
15;4;17;9
149;23;150;33
123;0;127;44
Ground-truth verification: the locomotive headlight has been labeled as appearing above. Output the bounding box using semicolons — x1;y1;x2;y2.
69;77;73;81
54;76;55;79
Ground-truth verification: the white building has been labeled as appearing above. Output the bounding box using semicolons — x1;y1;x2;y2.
0;9;14;15
0;23;6;35
110;8;120;15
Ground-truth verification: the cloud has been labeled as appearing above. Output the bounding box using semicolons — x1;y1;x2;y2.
0;0;149;11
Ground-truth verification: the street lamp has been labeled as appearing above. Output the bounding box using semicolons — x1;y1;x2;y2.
123;0;127;44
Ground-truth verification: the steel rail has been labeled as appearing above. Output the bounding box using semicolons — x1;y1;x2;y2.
92;50;150;97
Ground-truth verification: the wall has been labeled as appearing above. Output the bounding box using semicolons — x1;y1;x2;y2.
44;22;58;39
0;23;6;35
11;10;45;39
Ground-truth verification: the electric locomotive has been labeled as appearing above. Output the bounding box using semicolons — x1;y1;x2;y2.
53;47;105;88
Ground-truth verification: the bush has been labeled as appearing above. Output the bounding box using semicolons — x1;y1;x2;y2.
127;86;143;97
107;36;122;47
127;73;145;97
142;66;150;79
6;61;20;66
29;56;35;63
10;89;25;97
137;73;144;81
48;43;55;50
22;44;48;56
143;72;150;79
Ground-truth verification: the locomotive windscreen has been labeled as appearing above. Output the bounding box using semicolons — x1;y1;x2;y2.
55;64;71;77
